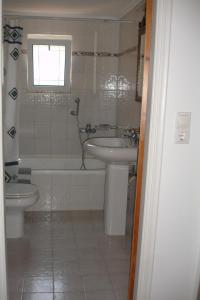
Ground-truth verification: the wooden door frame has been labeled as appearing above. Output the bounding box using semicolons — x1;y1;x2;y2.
128;0;153;299
128;0;173;299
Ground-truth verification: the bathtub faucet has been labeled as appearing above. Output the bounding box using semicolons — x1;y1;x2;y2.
79;123;96;134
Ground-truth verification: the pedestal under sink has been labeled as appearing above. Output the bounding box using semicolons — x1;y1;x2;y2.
85;137;137;235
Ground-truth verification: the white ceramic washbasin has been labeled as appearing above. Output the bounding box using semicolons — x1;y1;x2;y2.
84;137;137;163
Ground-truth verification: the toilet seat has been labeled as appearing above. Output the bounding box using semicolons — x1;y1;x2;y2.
5;183;38;199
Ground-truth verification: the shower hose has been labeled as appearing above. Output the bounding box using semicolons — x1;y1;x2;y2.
75;115;87;170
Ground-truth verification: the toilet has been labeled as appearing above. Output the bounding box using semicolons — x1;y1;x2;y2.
5;183;39;238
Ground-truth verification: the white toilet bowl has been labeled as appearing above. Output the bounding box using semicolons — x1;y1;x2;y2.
5;183;39;238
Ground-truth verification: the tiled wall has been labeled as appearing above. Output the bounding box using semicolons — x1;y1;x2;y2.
117;7;144;132
18;9;144;157
18;19;119;156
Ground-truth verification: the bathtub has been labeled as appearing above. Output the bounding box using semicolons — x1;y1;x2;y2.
19;156;106;211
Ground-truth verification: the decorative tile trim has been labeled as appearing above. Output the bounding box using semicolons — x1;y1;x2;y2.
5;171;12;183
4;24;23;45
21;47;137;57
8;87;18;100
117;46;138;57
10;48;20;60
24;92;73;105
72;47;137;57
72;48;137;57
18;167;31;175
72;51;118;57
7;126;16;139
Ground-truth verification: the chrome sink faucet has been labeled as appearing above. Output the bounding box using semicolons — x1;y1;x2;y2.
123;128;138;145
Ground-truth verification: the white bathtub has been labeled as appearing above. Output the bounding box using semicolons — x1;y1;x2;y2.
19;157;106;211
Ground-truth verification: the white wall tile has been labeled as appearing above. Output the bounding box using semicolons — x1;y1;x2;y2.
35;138;51;155
35;123;51;139
35;105;52;123
19;18;119;157
19;138;36;155
116;8;144;130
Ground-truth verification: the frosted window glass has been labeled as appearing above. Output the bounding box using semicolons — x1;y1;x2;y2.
33;45;65;86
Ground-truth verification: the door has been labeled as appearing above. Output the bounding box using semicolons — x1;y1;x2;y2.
128;0;153;299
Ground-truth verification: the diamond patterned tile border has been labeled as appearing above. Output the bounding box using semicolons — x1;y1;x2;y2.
7;126;16;139
10;29;20;42
10;48;20;60
8;88;18;100
5;171;12;183
3;25;23;45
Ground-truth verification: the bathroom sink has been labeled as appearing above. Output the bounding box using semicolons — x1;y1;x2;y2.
84;137;137;163
85;137;138;235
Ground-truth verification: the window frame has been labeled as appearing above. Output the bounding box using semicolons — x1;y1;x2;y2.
27;37;72;92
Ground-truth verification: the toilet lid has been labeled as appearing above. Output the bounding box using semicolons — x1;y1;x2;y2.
5;183;38;198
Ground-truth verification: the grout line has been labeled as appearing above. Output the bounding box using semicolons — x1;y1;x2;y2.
50;187;55;297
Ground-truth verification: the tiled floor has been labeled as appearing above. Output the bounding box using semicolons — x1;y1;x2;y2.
7;211;131;300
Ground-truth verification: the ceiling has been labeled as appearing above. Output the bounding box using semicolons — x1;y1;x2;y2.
3;0;141;20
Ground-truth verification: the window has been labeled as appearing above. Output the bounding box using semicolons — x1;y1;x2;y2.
33;44;65;86
28;34;72;92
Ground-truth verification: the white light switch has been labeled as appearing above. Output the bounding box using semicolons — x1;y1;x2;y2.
175;112;191;144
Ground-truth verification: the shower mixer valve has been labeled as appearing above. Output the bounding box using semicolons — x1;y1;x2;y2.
71;97;80;116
